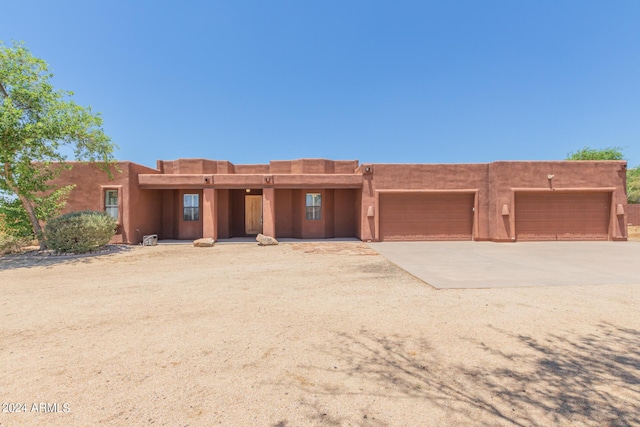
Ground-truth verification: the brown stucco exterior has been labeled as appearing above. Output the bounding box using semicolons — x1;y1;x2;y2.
51;158;629;243
53;162;162;243
628;204;640;226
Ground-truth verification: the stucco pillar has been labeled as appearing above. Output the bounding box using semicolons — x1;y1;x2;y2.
202;188;218;240
361;175;376;241
262;187;276;238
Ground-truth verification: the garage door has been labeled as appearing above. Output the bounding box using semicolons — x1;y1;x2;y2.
379;193;474;241
515;192;610;241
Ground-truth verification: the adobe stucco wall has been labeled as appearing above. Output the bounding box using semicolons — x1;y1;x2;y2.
159;158;359;175
272;189;358;239
628;204;640;225
363;161;627;242
51;158;628;243
128;163;163;243
488;161;627;241
53;162;162;243
52;162;130;242
361;163;490;242
154;159;362;240
174;189;203;240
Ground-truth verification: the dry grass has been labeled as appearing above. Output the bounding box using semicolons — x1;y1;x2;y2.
628;225;640;241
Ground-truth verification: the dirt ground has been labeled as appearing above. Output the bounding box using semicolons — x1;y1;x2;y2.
1;242;639;427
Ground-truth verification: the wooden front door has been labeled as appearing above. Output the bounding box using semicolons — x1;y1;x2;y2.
245;195;263;235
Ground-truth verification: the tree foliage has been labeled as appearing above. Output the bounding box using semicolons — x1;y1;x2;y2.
566;146;625;161
565;146;639;204
0;41;116;248
628;166;640;204
0;185;73;238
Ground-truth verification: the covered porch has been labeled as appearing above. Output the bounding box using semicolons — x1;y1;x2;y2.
137;173;363;241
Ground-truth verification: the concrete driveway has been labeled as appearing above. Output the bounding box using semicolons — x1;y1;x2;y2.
368;241;640;289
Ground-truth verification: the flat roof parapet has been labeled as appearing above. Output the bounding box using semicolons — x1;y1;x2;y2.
157;158;360;175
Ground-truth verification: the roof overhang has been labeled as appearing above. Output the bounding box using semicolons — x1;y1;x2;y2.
137;174;363;189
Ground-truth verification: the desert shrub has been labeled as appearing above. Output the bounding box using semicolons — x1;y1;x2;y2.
44;210;116;253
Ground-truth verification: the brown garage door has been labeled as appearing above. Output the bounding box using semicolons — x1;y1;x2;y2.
379;193;474;241
515;192;610;241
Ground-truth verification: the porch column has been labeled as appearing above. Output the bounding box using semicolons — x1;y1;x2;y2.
262;187;276;238
202;188;218;240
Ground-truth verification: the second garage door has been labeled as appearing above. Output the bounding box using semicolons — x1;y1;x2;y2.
515;192;610;241
379;193;474;241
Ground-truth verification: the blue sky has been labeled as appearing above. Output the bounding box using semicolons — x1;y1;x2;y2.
2;1;639;168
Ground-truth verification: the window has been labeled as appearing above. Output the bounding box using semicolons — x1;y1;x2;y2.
305;193;322;220
105;190;119;220
183;194;200;221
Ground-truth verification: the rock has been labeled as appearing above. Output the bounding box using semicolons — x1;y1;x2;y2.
193;238;215;247
256;233;279;246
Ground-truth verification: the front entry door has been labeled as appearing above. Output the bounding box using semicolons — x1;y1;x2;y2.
245;195;263;235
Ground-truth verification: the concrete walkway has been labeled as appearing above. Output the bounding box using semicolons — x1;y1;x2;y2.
159;237;360;245
368;241;640;289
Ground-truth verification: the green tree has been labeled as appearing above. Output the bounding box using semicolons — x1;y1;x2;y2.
566;146;625;161
565;146;639;204
628;166;640;204
0;42;116;249
0;185;73;238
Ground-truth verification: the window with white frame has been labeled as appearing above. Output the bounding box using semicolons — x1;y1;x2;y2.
305;193;322;220
105;190;119;220
183;194;200;221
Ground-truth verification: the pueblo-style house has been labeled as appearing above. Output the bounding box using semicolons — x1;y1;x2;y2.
52;158;630;243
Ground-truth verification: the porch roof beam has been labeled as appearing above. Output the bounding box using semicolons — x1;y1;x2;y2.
137;173;363;189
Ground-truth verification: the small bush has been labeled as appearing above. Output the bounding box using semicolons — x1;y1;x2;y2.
44;211;116;253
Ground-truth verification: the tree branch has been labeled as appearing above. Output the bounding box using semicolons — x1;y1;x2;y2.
0;81;8;98
3;162;13;184
4;161;46;249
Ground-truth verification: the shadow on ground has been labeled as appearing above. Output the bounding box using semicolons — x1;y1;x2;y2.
281;322;640;426
0;245;133;271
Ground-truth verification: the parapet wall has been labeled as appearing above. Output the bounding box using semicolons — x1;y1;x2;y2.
157;158;359;175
